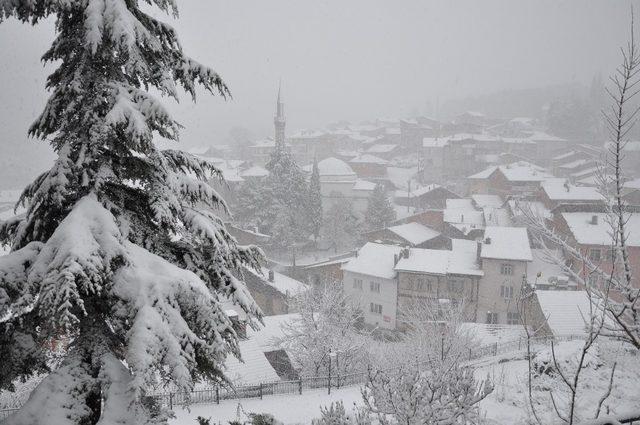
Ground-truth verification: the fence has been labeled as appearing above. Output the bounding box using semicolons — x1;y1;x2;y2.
0;333;586;417
145;334;584;409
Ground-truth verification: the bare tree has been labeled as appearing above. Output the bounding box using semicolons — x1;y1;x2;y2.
277;281;368;377
361;300;492;425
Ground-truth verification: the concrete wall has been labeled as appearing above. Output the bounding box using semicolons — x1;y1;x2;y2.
477;258;528;324
343;270;397;329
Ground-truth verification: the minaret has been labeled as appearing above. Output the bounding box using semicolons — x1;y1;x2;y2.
274;81;286;147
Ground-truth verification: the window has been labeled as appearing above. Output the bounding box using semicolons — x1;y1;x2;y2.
486;312;498;324
417;280;433;293
507;312;520;325
589;248;602;262
500;263;514;275
353;278;363;290
447;280;462;293
500;285;514;299
370;281;380;293
370;303;383;315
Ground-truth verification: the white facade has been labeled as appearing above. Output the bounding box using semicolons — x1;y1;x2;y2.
343;270;398;329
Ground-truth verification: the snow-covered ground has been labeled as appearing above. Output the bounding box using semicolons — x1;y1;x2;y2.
170;386;363;425
168;339;640;425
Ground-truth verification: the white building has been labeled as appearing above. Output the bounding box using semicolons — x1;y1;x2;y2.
342;243;403;329
477;226;532;325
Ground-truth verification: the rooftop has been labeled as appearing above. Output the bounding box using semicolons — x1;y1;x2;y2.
349;154;389;165
481;226;532;261
387;222;441;245
535;291;592;336
561;212;640;246
541;179;604;202
394;238;483;277
304;157;357;177
341;243;403;279
468;161;553;182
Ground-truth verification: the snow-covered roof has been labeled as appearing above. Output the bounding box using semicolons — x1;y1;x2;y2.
443;210;484;227
341;243;403;279
422;138;449;148
561;212;640;246
526;131;567;142
246;267;306;296
623;177;640;190
508;200;551;220
349;154;389;165
481;227;532;261
552;151;576;161
471;194;503;208
535;291;592;336
541;179;604;202
528;249;573;288
570;167;599;178
388;222;441;245
289;129;326;139
240;165;269;178
446;198;475;210
468;161;552;182
250;139;276;148
393;239;482;277
309;157;357;177
366;144;397;154
394;249;450;275
222;313;298;385
394;184;441;199
482;207;512;227
352;179;377;191
448;239;483;276
558;159;591;170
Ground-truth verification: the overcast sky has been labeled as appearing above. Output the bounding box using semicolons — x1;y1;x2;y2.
0;0;633;172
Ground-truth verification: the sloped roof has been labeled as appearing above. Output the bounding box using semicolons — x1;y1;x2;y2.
394;238;482;277
472;194;503;208
349;154;389;165
541;179;604;202
561;212;640;246
388;222;441;245
341;243;403;279
468;162;552;182
481;226;532;261
366;144;398;153
353;179;377;191
535;291;592;336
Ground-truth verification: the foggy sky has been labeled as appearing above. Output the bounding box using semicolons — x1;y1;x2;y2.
0;0;633;181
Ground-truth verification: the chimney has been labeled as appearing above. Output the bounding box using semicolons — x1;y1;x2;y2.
394;253;399;266
484;237;492;245
564;180;570;192
476;241;482;260
268;269;275;282
591;215;598;225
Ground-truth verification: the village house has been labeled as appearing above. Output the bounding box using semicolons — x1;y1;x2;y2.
342;243;404;329
242;267;307;316
395;239;484;323
522;290;592;338
348;154;389;179
394;184;460;210
539;178;605;210
467;161;554;197
554;211;640;288
477;226;533;325
364;222;451;249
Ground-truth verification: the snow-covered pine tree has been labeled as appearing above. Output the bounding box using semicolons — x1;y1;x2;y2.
0;2;262;424
264;139;308;244
364;184;396;231
306;158;323;241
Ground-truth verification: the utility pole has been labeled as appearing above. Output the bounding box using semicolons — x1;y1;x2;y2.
407;179;411;213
